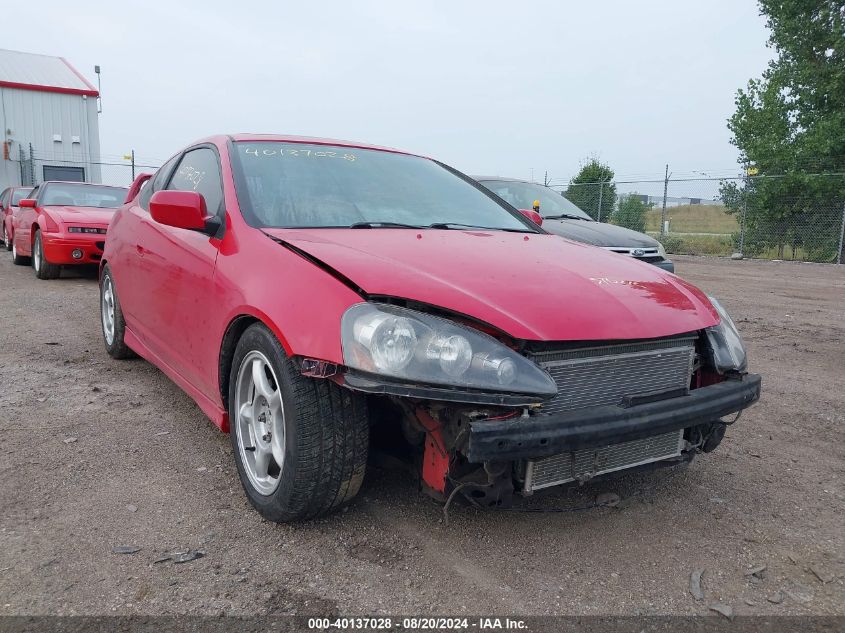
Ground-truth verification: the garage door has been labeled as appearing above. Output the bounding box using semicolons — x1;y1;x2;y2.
43;165;85;182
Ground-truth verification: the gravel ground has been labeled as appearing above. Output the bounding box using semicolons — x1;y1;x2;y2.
0;254;843;616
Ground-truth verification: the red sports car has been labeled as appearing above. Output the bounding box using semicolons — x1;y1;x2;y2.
1;186;33;252
100;134;760;522
14;181;128;279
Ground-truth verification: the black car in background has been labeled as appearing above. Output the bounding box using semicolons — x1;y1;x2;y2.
474;177;674;273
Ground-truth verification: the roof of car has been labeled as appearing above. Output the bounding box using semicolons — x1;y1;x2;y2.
217;134;424;158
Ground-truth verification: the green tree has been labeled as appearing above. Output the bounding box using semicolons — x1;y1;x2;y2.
564;159;616;221
613;194;649;233
721;0;845;262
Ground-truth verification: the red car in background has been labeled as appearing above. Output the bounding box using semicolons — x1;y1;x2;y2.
1;186;33;252
13;182;128;279
100;134;760;523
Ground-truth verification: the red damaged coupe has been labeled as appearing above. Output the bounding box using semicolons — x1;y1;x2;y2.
100;134;760;522
13;181;128;278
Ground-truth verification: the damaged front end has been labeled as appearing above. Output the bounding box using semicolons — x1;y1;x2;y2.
313;300;762;508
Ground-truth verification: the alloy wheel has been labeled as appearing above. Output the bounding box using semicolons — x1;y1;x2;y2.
101;275;116;345
234;350;286;496
33;236;41;272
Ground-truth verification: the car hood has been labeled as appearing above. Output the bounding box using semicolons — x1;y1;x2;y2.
44;205;116;226
264;228;717;341
542;218;659;248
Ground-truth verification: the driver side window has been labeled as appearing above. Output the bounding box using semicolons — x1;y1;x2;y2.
166;148;224;217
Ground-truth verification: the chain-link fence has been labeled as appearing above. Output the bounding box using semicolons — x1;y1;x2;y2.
14;145;160;189
555;174;845;264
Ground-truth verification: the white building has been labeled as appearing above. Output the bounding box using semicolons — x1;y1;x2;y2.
0;48;101;190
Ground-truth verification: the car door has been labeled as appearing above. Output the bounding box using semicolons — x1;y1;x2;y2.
114;156;180;339
131;146;225;400
14;185;39;256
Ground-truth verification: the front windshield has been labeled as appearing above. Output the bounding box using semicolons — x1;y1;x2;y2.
479;180;593;221
233;142;535;232
11;189;33;205
41;183;127;209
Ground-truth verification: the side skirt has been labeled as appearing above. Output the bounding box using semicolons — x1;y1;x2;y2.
124;327;229;432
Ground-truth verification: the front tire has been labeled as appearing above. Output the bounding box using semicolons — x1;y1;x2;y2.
3;225;12;251
33;230;61;280
229;323;369;522
100;264;134;359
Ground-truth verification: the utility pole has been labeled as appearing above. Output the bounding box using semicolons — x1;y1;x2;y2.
660;164;669;235
597;181;604;222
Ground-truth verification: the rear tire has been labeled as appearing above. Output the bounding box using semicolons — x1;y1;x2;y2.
228;323;369;522
100;264;135;359
33;230;61;280
11;237;28;265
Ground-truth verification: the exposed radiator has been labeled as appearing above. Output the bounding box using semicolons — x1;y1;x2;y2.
531;337;697;416
518;336;697;493
522;429;684;492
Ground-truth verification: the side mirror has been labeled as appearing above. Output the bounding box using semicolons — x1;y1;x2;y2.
150;190;208;230
19;198;36;208
518;208;543;226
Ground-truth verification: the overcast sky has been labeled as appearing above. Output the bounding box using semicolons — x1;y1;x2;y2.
7;1;772;185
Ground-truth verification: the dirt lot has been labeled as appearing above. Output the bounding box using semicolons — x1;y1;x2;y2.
0;254;843;616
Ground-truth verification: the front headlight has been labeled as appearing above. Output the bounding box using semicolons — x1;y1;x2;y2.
704;296;747;373
341;303;557;399
656;242;667;258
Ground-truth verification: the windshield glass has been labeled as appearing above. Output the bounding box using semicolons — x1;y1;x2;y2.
233;142;535;231
11;188;33;205
479;180;592;221
41;183;127;209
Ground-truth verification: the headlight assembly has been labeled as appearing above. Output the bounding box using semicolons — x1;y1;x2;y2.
656;242;667;259
704;296;748;373
341;303;557;401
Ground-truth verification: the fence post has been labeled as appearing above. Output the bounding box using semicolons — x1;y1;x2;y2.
597;182;604;222
660;164;669;235
131;149;136;181
837;200;845;265
739;179;748;257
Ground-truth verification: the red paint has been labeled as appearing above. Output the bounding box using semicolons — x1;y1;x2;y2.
102;134;723;438
1;186;33;248
265;228;719;341
14;202;117;263
518;208;543;226
0;80;98;97
125;173;153;203
149;191;208;230
416;409;450;494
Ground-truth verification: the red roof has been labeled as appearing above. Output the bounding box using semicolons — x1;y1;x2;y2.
0;48;98;97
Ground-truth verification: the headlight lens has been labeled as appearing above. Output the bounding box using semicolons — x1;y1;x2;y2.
656;242;667;258
704;296;747;373
342;303;557;398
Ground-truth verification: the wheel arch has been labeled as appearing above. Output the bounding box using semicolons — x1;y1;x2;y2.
218;311;294;414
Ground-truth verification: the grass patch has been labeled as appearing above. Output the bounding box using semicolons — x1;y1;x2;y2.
651;233;734;256
645;204;738;234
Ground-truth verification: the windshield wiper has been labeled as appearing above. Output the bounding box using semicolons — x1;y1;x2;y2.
427;222;534;233
349;221;426;229
543;214;590;221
